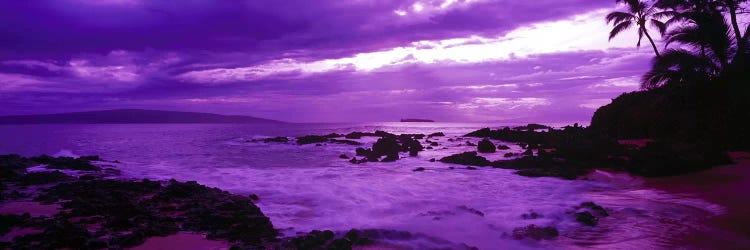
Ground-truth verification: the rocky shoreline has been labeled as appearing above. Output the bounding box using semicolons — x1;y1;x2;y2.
251;123;733;180
0;154;381;249
1;153;616;249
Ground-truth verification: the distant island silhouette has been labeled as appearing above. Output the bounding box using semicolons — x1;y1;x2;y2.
400;118;435;122
0;109;283;124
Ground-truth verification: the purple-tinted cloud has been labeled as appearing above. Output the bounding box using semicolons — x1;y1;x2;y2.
0;0;654;123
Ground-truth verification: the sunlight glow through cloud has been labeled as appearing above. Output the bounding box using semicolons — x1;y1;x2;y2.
178;8;640;84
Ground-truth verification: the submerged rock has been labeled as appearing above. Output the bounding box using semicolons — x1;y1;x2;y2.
248;194;260;201
521;212;543;220
497;145;511;150
579;201;609;217
512;225;558;240
262;137;289;143
413;167;426;172
575;211;598;226
522;149;534;156
329;139;362;145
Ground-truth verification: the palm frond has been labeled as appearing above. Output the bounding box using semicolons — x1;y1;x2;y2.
641;49;715;89
652;10;679;19
606;11;635;24
609;21;634;40
651;20;667;36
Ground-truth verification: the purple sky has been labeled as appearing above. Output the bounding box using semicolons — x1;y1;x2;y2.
0;0;656;123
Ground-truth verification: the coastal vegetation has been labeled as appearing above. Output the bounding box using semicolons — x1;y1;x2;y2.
596;0;749;150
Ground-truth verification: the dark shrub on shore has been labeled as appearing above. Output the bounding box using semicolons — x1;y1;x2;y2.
591;83;750;150
626;140;732;177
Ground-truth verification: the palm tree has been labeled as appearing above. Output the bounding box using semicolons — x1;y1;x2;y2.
656;0;747;47
641;9;735;89
607;0;668;57
720;0;747;47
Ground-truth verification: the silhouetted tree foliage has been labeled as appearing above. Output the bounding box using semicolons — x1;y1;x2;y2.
607;0;670;57
594;0;750;149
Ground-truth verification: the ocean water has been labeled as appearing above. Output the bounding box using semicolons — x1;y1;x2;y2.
0;123;731;249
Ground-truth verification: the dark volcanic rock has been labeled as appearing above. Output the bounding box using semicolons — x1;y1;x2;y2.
0;154;34;180
356;134;424;162
464;128;493;137
374;130;397;138
345;132;369;139
369;137;401;161
398;135;424;156
262;137;289;143
428;132;445;137
285;229;374;249
339;154;350;159
355;147;372;156
19;171;73;186
466;141;477;146
492;156;591;180
33;155;100;171
329;139;362;145
248;194;260;201
457;205;484;217
477;139;496;153
513;124;550;131
512;225;558;240
521;212;543;220
439;152;491;166
413;167;426;172
576;211;598;226
497;145;511;150
579;202;609;217
21;179;278;249
296;135;329;145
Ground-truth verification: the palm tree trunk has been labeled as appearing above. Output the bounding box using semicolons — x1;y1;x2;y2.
642;27;661;57
728;5;743;44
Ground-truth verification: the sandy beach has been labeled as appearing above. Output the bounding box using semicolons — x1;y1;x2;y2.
647;152;750;248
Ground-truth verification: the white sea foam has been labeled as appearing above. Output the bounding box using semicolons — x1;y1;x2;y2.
0;123;727;249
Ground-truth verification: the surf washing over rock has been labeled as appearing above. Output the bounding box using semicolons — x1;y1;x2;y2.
0;122;742;249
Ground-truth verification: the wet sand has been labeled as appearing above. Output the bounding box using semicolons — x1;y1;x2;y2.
129;232;229;250
647;152;750;249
